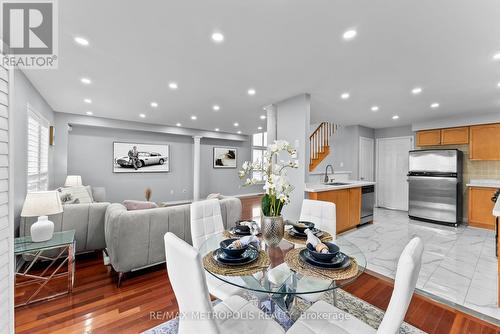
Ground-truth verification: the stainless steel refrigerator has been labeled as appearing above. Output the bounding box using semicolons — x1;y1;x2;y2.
408;149;463;226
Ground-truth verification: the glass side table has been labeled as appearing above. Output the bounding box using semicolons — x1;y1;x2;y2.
14;230;76;307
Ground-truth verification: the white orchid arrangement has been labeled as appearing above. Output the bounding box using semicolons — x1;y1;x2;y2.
239;140;299;217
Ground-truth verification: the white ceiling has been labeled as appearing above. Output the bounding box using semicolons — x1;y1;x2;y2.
23;0;500;134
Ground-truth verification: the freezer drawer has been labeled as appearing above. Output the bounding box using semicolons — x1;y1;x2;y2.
408;176;461;224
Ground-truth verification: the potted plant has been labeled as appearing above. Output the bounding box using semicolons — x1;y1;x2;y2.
239;140;298;246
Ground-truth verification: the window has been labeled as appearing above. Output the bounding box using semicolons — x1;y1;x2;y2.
251;132;267;181
27;105;49;192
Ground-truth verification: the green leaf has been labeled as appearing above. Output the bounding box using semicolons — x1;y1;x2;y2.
261;194;271;216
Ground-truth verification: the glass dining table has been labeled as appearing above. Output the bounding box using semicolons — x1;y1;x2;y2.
199;228;367;315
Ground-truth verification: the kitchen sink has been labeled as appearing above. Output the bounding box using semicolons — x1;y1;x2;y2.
325;182;350;186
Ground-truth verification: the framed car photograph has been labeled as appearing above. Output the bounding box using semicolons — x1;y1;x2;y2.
113;142;170;173
213;147;237;168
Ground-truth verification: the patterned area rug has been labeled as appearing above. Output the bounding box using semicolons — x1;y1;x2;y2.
143;289;426;334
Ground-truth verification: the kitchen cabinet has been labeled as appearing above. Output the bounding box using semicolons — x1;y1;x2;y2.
441;127;469;145
470;124;500;160
468;187;496;230
308;187;361;234
416;130;441;146
416;127;470;147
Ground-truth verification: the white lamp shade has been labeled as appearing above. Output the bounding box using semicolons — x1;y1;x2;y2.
65;175;82;187
21;191;63;217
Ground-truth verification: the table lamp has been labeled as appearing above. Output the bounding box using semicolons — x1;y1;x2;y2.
64;175;82;187
21;191;63;242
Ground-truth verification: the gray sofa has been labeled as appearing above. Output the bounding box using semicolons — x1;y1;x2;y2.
104;197;242;283
19;187;110;253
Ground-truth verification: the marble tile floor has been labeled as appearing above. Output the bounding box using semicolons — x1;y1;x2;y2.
341;208;500;323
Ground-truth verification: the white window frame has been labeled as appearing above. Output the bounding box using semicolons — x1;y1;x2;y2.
251;132;267;182
27;104;49;192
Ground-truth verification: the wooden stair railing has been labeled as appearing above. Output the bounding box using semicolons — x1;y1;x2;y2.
309;122;337;172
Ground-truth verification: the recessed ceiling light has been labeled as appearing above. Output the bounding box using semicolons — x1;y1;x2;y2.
191;115;197;120
80;77;91;85
212;105;220;111
497;82;500;88
493;53;500;60
430;103;440;109
411;87;422;95
74;36;89;46
215;128;220;132
150;102;158;108
176;123;182;127
139;113;146;118
342;29;357;40
233;122;239;127
237;130;242;134
392;115;399;120
86;111;93;116
168;82;178;90
247;88;256;96
371;106;379;112
84;98;92;104
211;32;224;43
258;126;263;130
260;115;266;120
341;92;350;100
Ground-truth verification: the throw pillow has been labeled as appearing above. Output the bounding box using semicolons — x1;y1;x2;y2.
85;185;94;202
58;186;93;204
207;193;223;200
123;200;159;211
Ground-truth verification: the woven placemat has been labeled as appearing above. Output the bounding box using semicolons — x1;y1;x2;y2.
284;248;359;281
203;250;270;276
283;230;333;245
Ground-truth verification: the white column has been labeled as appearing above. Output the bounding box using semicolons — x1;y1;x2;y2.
193;136;202;201
264;104;277;143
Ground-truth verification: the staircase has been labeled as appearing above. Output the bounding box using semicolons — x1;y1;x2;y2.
309;122;337;172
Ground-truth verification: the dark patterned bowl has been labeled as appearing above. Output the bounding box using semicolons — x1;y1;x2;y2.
306;242;340;262
220;238;248;258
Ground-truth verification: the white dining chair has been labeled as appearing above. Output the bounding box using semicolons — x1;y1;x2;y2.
287;237;424;334
299;199;336;240
164;232;285;334
190;199;245;300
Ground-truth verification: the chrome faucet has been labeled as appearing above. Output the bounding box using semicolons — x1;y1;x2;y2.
324;164;334;183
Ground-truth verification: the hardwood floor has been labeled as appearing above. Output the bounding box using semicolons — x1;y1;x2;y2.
15;195;499;333
15;252;499;334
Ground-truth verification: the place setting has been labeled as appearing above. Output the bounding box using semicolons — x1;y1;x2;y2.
202;235;270;276
285;229;359;281
225;220;260;238
283;220;333;245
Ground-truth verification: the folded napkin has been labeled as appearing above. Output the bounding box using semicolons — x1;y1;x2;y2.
228;235;260;249
305;229;329;253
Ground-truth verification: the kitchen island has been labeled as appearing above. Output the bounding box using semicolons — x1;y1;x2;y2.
305;181;376;234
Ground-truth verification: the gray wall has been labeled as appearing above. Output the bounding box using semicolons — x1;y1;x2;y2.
12;70;55;232
200;138;261;197
374;125;414;139
311;124;375;180
67;125;260;203
276;94;310;220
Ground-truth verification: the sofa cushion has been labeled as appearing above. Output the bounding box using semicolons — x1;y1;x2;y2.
123;200;158;211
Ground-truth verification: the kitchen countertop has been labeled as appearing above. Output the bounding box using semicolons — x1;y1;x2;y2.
466;179;500;188
493;197;500;217
305;180;376;192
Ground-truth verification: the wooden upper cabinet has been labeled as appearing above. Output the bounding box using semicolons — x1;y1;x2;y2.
416;129;441;146
441;127;469;145
470;123;500;160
